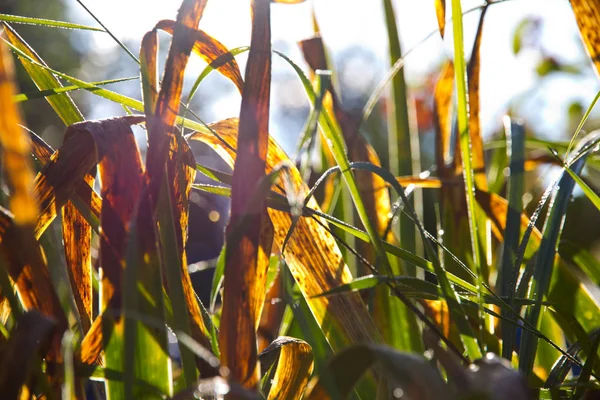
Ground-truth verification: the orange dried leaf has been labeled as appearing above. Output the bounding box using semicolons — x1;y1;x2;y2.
0;38;67;364
433;60;455;178
219;0;273;388
189;118;382;353
258;271;285;352
571;1;600;78
260;337;313;400
156;19;243;93
467;8;488;190
29;131;102;240
145;0;208;201
435;0;446;38
0;36;37;225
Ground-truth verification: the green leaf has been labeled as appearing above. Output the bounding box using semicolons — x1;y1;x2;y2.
14;77;137;103
519;155;587;375
451;0;484;358
500;117;526;360
0;14;104;31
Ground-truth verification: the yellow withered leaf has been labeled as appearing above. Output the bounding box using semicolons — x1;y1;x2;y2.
260;336;313;400
29;131;102;240
188;118;382;353
258;271;285;352
155;19;244;93
467;7;488;190
141;17;215;372
0;34;37;225
435;0;446;38
0;38;67;366
144;0;208;203
219;0;274;388
433;60;455;179
571;0;600;78
5;23;94;332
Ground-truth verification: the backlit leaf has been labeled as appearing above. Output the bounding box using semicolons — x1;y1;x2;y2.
435;0;446;38
155;19;243;93
188;118;382;353
570;1;600;77
259;336;313;400
219;0;273;388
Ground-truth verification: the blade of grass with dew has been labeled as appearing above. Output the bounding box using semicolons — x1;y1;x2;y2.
14;77;137;102
382;0;418;276
3;23;84;126
299;35;421;352
476;187;600;361
192;179;484;297
451;0;484;357
500;117;525;361
339;161;482;358
573;333;600;398
0;14;104;31
519;154;587;375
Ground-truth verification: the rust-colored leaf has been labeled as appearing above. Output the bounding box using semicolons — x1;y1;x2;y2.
435;0;446;38
396;176;443;189
219;0;273;388
467;7;488;190
155;19;243;93
142;17;215;373
571;0;600;78
33;117;144;240
97;120;145;309
433;60;455;179
62;176;94;332
0;34;37;226
5;23;94;332
260;336;313;400
144;0;208;204
189;118;381;353
25;106;94;335
0;38;67;367
29;131;102;240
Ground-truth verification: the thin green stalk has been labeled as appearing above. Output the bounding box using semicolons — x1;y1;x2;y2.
451;0;484;357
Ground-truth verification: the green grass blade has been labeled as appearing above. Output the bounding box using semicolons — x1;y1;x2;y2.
14;77;137;103
560;241;600;285
0;14;104;31
451;0;484;357
4;23;83;125
500;117;525;360
519;155;587;375
157;173;198;387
